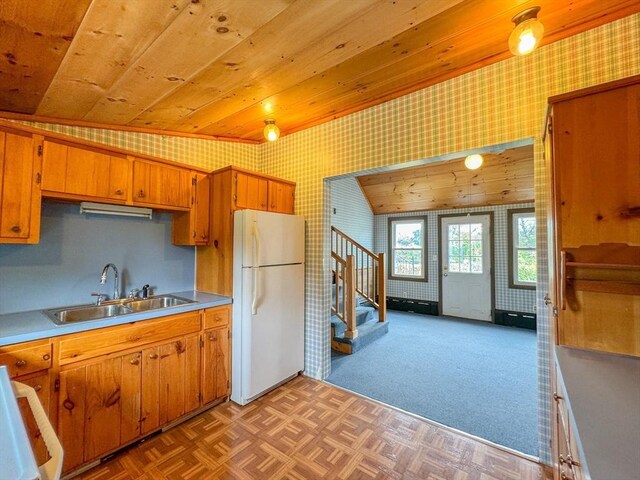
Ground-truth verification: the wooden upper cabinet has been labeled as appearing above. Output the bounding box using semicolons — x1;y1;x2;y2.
268;179;295;214
549;76;640;357
173;172;211;246
234;170;268;211
0;130;41;244
552;80;640;249
41;140;130;202
132;158;191;209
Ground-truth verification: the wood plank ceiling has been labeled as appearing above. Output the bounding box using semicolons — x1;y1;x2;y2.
357;145;534;214
0;0;638;142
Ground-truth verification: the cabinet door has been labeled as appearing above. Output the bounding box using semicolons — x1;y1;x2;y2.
235;171;268;211
0;130;40;242
41;141;130;201
172;172;211;246
268;180;295;214
202;326;229;404
141;335;200;431
58;352;141;472
16;371;50;466
133;159;191;209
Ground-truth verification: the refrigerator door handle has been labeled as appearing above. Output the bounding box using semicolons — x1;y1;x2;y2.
252;221;260;315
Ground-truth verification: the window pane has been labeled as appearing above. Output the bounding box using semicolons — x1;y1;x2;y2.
471;256;483;273
460;256;471;273
518;216;536;248
471;240;482;256
460;224;471;241
470;223;482;240
394;249;422;276
395;222;422;248
449;260;460;272
461;239;471;257
448;224;460;240
517;250;537;283
449;240;461;257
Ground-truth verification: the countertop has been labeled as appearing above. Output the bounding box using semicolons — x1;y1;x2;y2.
555;346;640;480
0;291;232;347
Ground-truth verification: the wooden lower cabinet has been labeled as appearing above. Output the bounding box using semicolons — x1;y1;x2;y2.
58;351;142;471
141;334;200;434
16;371;51;466
49;307;231;474
202;326;230;405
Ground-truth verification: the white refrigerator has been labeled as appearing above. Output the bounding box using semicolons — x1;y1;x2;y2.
231;209;305;406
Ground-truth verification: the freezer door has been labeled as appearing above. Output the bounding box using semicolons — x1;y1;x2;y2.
238;210;304;267
237;263;304;402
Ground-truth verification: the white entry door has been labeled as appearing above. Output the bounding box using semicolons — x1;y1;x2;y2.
441;215;492;321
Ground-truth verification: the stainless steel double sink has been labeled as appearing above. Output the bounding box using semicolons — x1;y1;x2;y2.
44;295;196;325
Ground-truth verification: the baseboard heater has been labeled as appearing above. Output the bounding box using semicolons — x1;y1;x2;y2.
494;310;537;330
386;297;439;315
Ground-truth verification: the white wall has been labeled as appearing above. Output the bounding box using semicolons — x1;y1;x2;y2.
330;177;374;251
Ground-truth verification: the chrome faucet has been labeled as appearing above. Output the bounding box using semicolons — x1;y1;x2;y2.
100;263;120;300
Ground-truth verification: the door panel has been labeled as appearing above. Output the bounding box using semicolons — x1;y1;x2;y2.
141;345;160;434
268;180;295;214
235;171;268;210
238;209;305;267
240;264;304;400
58;366;86;472
441;215;492;321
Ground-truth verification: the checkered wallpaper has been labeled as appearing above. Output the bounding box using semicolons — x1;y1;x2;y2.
15;121;258;171
18;14;640;463
330;177;374;251
375;203;537;313
258;14;640;463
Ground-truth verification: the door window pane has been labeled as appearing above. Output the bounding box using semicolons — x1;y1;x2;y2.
447;222;483;274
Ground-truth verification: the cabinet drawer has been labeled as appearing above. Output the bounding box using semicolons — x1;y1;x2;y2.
0;342;52;378
203;305;230;329
58;311;201;365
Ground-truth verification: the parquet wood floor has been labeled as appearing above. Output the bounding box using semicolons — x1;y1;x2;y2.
75;376;552;480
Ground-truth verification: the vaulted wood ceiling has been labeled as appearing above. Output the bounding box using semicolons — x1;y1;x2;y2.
357;146;534;214
0;1;638;142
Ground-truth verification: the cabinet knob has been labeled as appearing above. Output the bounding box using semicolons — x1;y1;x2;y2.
42;354;50;361
15;359;27;368
208;334;216;341
11;225;21;233
148;353;159;360
130;359;140;366
115;189;124;195
33;385;42;392
137;189;145;198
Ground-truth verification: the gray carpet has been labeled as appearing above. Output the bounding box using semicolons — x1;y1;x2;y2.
327;310;538;456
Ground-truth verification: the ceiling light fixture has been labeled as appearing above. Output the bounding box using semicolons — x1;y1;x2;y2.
508;6;544;56
263;119;280;142
464;154;483;170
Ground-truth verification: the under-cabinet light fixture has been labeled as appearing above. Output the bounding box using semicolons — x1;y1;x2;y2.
80;202;153;219
263;119;280;142
508;7;544;56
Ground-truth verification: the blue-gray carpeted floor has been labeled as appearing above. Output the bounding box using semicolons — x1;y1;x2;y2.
327;311;538;456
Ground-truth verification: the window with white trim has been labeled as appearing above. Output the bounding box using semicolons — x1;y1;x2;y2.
388;217;427;281
510;210;536;288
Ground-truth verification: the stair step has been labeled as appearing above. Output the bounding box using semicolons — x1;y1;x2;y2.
331;320;389;354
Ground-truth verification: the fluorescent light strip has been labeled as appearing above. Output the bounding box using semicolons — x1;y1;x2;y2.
79;202;153;219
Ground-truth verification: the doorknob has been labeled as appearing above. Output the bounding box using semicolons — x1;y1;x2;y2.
544;293;552;305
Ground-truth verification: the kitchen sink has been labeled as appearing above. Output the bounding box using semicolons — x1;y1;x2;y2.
45;295;196;325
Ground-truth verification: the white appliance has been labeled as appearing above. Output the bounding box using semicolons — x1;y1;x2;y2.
231;209;305;405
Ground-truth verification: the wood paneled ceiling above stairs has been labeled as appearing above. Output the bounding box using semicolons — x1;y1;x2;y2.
0;0;638;142
357;145;534;214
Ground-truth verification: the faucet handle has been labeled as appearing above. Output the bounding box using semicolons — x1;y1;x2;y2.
91;292;108;305
128;288;140;299
141;284;151;299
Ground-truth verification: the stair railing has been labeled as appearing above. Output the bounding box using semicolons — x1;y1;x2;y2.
331;227;386;325
331;252;358;339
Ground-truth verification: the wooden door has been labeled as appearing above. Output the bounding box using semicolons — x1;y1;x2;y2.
41;141;130;202
132;159;191;208
268;180;295;214
235;170;268;211
202;326;229;404
58;352;142;472
141;335;200;432
0;130;40;242
16;371;50;466
194;173;211;244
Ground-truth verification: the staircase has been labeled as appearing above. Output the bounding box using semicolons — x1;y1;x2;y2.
331;227;388;354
